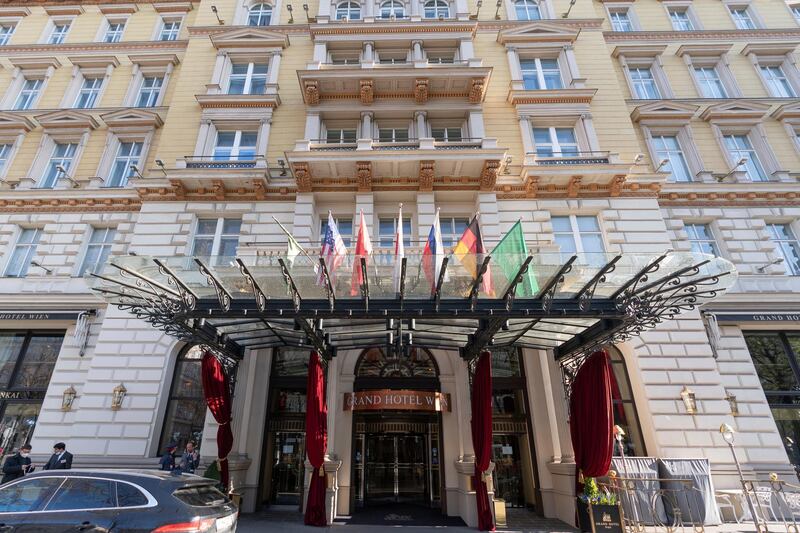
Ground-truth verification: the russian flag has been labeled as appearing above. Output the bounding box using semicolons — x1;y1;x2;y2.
422;209;446;293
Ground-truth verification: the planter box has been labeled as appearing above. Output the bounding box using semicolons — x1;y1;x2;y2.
576;499;624;533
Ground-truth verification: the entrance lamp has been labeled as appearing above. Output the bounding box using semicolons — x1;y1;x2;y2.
111;383;127;411
720;423;761;528
680;386;697;414
61;385;77;411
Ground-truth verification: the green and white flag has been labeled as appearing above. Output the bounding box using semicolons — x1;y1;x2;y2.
490;220;538;296
273;216;312;270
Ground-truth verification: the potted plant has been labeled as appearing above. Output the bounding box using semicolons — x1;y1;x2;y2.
576;478;623;532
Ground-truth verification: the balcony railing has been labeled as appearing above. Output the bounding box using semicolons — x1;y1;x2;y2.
528;151;611;165
183;156;267;169
307;138;485;151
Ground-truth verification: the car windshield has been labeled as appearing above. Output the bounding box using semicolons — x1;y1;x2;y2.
173;484;230;507
0;477;63;512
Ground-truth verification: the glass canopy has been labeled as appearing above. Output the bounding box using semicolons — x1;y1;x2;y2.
90;250;737;376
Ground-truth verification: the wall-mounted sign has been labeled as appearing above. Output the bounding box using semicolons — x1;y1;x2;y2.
343;390;451;412
0;391;45;401
0;312;87;321
715;313;800;323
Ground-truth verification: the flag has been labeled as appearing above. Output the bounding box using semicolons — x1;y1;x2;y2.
490;220;538;296
422;209;447;293
393;204;405;293
350;210;372;296
318;211;347;285
273;216;307;269
454;215;494;296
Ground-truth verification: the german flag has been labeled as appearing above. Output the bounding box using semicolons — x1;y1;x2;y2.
454;215;495;296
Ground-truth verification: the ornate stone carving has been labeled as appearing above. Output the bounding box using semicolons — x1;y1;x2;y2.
169;179;187;200
469;78;485;104
294;163;313;192
567;176;582;198
525;176;539;198
479;160;500;191
356;161;372;192
609;175;626;197
211;179;225;201
253;179;267;200
415;79;429;104
304;80;319;105
419;161;435;191
359;80;374;105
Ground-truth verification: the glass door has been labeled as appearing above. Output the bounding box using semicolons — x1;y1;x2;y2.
271;432;305;505
365;435;396;503
364;433;428;505
492;434;525;508
0;403;39;457
396;435;427;503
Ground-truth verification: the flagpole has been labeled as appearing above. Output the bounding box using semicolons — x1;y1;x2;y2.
272;216;316;262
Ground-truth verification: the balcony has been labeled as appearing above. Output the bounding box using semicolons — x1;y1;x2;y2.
160;155;272;190
287;137;507;192
507;86;597;106
522;151;636;194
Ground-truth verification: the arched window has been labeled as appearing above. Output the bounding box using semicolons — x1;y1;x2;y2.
424;0;450;18
356;347;437;377
379;0;405;18
608;347;646;457
159;345;206;454
514;0;541;20
248;3;273;25
336;1;362;19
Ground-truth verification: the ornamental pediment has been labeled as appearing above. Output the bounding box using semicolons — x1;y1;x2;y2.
700;100;770;122
101;109;164;130
209;27;289;50
497;22;579;45
630;101;699;123
0;112;36;134
773;102;800;121
34;110;98;131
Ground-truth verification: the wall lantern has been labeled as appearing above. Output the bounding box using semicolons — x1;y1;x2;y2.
724;391;739;416
111;383;127;411
61;385;76;411
680;386;697;414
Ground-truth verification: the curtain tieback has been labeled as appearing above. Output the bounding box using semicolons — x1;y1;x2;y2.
481;470;491;483
318;466;325;477
219;420;230;426
578;470;585;483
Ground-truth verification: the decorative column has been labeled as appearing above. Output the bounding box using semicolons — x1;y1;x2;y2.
460;39;475;62
304;112;322;142
507;47;522;85
268;53;282;85
519;116;534;156
415;111;428;138
412;40;424;61
362;41;375;64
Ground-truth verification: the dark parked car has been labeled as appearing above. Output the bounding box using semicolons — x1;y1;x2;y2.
0;469;237;532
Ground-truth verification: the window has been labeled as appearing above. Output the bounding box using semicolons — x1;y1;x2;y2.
213;131;257;161
379;217;412;248
685;223;718;256
551;215;605;259
427;51;455;64
330;52;360;65
432;127;462;142
104;21;125;43
0;478;63;512
117;483;148;507
320;217;353;247
424;0;450;18
668;8;693;30
248;3;273;25
729;6;756;29
356;347;437;378
326;128;357;144
629;67;660;99
74;77;104;109
106;142;143;188
192;219;241;258
608;347;645;457
693;67;727;98
651;135;692;182
159;345;206;455
80;228;116;276
515;0;541;20
609;9;633;31
159;19;181;41
48;22;70;44
520;58;562;90
0;143;12;174
744;333;800;473
47;478;115;511
40;143;77;189
766;223;800;276
0;24;14;46
793;5;800;23
136;76;163;107
336;1;361;19
532;127;579;157
378;51;408;64
228;63;268;95
5;229;42;277
440;217;469;247
14;79;43;110
379;0;405;18
760;65;796;97
378;128;409;142
723;134;767;181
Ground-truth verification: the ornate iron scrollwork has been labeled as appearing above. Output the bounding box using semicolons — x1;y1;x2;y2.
236;258;268;312
194;258;232;312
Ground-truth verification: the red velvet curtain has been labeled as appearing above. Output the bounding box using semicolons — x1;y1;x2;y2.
471;351;495;531
569;349;614;493
304;351;328;527
201;351;234;491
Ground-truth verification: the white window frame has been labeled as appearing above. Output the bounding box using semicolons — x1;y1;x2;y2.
212;130;259;160
38;141;78;189
319;216;353;247
423;0;451;19
641;125;706;182
667;7;692;30
628;66;661;99
378;0;405;18
0;142;13;177
233;0;283;25
684;223;720;256
551;215;607;256
618;53;673;100
13;78;43;110
156;17;182;41
378;216;412;248
531;126;580;157
248;3;274;25
78;227;116;277
693;66;728;98
24;131;89;190
377;127;410;143
98;18;126;43
74;76;105;109
0;22;15;46
791;3;800;25
4;228;42;278
105;141;144;188
226;62;269;95
336;1;362;19
190;218;242;258
45;19;72;44
766;223;800;276
439;216;470;248
650;134;693;182
514;0;542;20
123;59;176;108
519;57;563;90
726;4;761;29
135;76;164;108
680;49;741;99
721;132;768;182
758;63;798;98
605;4;640;31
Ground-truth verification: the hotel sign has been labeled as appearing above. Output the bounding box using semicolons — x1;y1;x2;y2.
715;313;800;323
343;390;451;412
0;312;85;321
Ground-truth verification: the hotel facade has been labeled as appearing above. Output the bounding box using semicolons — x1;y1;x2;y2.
0;0;799;527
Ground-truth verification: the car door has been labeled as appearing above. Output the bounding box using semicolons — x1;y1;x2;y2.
34;477;117;532
0;477;64;533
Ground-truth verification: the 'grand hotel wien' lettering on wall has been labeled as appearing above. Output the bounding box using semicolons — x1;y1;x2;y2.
343;390;452;412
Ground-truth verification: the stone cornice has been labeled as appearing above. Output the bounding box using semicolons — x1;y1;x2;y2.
0;0;190;5
0;40;188;57
0;195;141;213
195;94;280;109
604;28;800;43
659;189;800;206
508;87;597;105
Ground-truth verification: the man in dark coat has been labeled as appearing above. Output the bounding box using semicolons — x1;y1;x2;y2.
160;443;177;471
1;444;33;484
180;441;200;474
43;442;73;470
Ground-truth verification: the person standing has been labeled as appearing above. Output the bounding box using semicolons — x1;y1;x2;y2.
160;443;177;471
43;442;73;470
180;441;200;474
1;444;33;484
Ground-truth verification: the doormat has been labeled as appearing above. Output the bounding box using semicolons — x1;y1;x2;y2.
336;503;467;527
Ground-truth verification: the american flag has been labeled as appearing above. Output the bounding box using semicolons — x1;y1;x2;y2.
318;211;348;285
